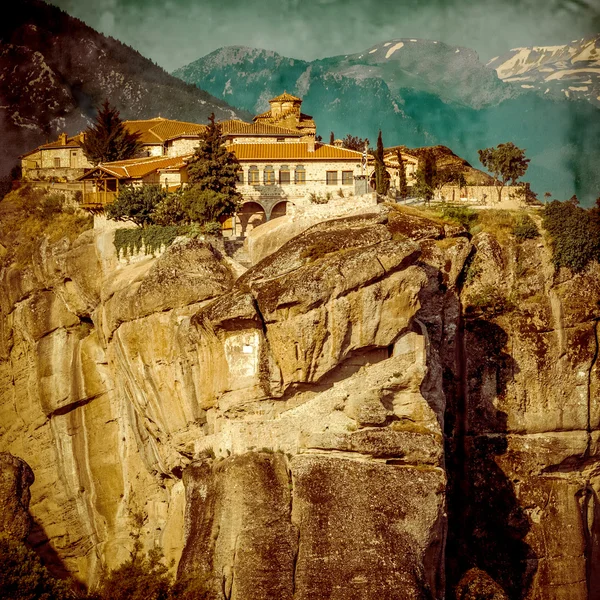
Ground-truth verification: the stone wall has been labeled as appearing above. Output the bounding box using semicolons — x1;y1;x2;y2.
440;184;524;208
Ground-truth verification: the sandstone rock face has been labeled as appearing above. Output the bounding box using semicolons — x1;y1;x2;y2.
0;204;599;600
0;452;34;540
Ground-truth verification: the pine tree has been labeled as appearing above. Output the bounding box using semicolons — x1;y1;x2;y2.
81;100;142;165
183;113;242;224
396;149;408;200
374;131;389;196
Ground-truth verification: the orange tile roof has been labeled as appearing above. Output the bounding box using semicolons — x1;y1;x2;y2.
231;143;368;161
269;91;302;103
79;154;191;180
220;120;302;137
123;118;206;144
21;135;83;157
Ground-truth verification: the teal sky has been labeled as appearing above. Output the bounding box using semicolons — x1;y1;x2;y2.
49;0;600;72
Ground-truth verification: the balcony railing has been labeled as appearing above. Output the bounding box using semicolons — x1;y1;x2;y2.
80;191;118;207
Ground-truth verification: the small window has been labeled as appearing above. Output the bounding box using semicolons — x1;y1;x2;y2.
279;165;290;185
237;169;244;184
326;171;338;185
295;165;306;185
264;165;275;186
248;166;259;185
277;137;285;143
54;158;61;168
342;171;353;185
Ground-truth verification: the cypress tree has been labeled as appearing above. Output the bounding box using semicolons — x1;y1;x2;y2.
329;131;335;145
396;149;408;200
374;131;389;195
81;100;142;165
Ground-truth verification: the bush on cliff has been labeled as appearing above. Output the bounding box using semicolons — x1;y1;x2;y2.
0;533;83;600
543;200;600;272
0;185;92;268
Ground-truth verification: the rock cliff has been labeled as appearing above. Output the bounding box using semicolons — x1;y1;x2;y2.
0;205;599;599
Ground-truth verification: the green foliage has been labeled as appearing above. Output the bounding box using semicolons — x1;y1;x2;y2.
440;204;478;229
543;200;600;272
186;114;242;200
106;185;167;227
0;533;82;600
415;149;436;203
113;223;220;257
179;188;238;224
465;285;515;318
329;131;335;145
308;191;332;204
396;150;408;200
81;100;142;165
151;192;188;226
374;130;390;195
478;142;530;203
342;134;369;151
512;214;539;241
0;186;92;268
99;542;172;600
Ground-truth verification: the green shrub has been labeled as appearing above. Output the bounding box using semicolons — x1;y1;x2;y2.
465;285;514;318
543;200;600;272
512;214;539;241
0;186;92;268
179;187;238;224
0;533;83;600
99;543;172;600
440;204;478;230
106;185;166;227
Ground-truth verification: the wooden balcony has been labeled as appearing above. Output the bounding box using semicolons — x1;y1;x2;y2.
80;191;118;208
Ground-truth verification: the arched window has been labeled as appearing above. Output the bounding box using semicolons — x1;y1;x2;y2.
295;165;306;185
279;165;290;185
264;165;275;186
248;165;259;186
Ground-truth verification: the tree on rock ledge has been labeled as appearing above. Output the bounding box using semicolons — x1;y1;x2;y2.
478;142;530;204
81;100;142;165
183;113;241;225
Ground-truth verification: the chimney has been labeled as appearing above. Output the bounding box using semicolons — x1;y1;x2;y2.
78;132;86;144
333;139;343;148
306;134;315;153
59;132;68;145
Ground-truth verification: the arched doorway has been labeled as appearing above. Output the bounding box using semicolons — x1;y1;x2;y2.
369;169;391;191
238;201;266;236
270;201;289;221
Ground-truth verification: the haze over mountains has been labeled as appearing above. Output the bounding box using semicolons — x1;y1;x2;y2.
0;0;249;176
174;36;600;204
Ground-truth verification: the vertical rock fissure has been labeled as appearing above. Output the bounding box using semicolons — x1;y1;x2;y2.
586;319;599;448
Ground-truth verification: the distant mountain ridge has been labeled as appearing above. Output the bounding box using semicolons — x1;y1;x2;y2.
0;0;250;176
487;35;600;105
173;39;600;205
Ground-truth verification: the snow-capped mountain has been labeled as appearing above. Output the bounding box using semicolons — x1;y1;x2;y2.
487;35;600;104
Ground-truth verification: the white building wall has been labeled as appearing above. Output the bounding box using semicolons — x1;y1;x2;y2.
236;159;365;207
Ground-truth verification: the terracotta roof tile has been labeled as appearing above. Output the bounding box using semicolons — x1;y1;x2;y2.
269;91;302;103
220;120;302;137
124;118;206;144
231;143;368;161
79;154;191;180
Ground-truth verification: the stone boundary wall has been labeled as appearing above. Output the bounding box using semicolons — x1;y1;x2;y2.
440;184;524;209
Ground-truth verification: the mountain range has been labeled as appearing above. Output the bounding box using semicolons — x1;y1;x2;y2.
0;0;249;176
173;37;600;205
488;37;600;105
